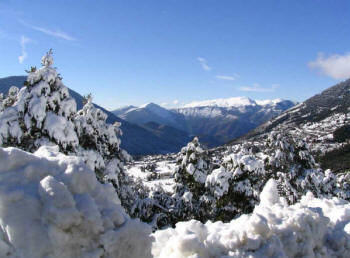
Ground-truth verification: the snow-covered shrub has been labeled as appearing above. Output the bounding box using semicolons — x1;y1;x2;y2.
130;183;178;230
0;146;152;258
152;179;350;258
336;172;350;200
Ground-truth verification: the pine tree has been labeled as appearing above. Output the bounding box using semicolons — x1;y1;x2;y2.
74;95;136;212
0;49;78;151
171;137;215;222
174;137;211;196
0;50;138;216
264;130;328;203
205;143;266;221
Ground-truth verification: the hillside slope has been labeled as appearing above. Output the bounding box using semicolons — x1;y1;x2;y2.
230;78;350;173
234;79;350;143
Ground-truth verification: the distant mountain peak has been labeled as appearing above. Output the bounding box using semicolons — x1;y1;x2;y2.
183;97;294;109
139;102;160;109
183;97;256;108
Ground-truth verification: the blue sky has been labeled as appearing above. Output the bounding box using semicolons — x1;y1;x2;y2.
1;0;350;110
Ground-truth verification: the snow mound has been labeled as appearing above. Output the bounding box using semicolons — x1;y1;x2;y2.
0;146;152;258
152;179;350;257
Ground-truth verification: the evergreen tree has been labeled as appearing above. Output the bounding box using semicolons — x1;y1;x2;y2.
0;49;78;151
172;137;214;222
174;137;211;195
264;130;330;203
206;143;266;221
0;50;138;216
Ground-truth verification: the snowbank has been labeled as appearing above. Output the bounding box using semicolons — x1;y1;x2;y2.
152;179;350;257
2;145;350;258
0;146;152;258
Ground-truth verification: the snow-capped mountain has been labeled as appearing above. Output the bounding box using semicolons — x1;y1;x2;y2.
183;96;257;108
176;98;295;146
113;102;186;131
112;105;136;117
113;98;295;147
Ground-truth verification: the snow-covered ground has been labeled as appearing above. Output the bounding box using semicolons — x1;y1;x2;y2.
125;158;177;193
1;146;350;257
288;112;350;153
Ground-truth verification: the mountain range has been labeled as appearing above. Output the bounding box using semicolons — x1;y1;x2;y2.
1;75;295;155
113;97;296;147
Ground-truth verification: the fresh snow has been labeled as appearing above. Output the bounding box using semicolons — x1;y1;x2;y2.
152;179;350;257
0;146;152;258
125;160;176;193
1;146;350;257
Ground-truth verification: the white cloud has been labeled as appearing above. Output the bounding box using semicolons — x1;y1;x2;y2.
18;36;30;64
197;57;211;71
239;83;277;92
173;100;179;105
20;20;76;41
308;53;350;79
216;75;237;81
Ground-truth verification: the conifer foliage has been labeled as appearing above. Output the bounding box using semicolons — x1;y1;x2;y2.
174;137;211;196
0;49;78;151
0;50;136;213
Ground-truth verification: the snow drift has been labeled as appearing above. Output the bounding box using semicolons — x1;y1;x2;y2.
0;146;152;258
152;179;350;257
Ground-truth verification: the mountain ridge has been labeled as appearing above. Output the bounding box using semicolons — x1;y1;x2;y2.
114;99;296;147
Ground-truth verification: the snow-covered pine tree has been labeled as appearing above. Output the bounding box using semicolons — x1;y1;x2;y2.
172;137;215;222
74;95;137;212
2;86;19;109
205;143;267;221
0;50;139;215
204;130;341;222
0;49;78;152
174;137;211;196
264;129;336;203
